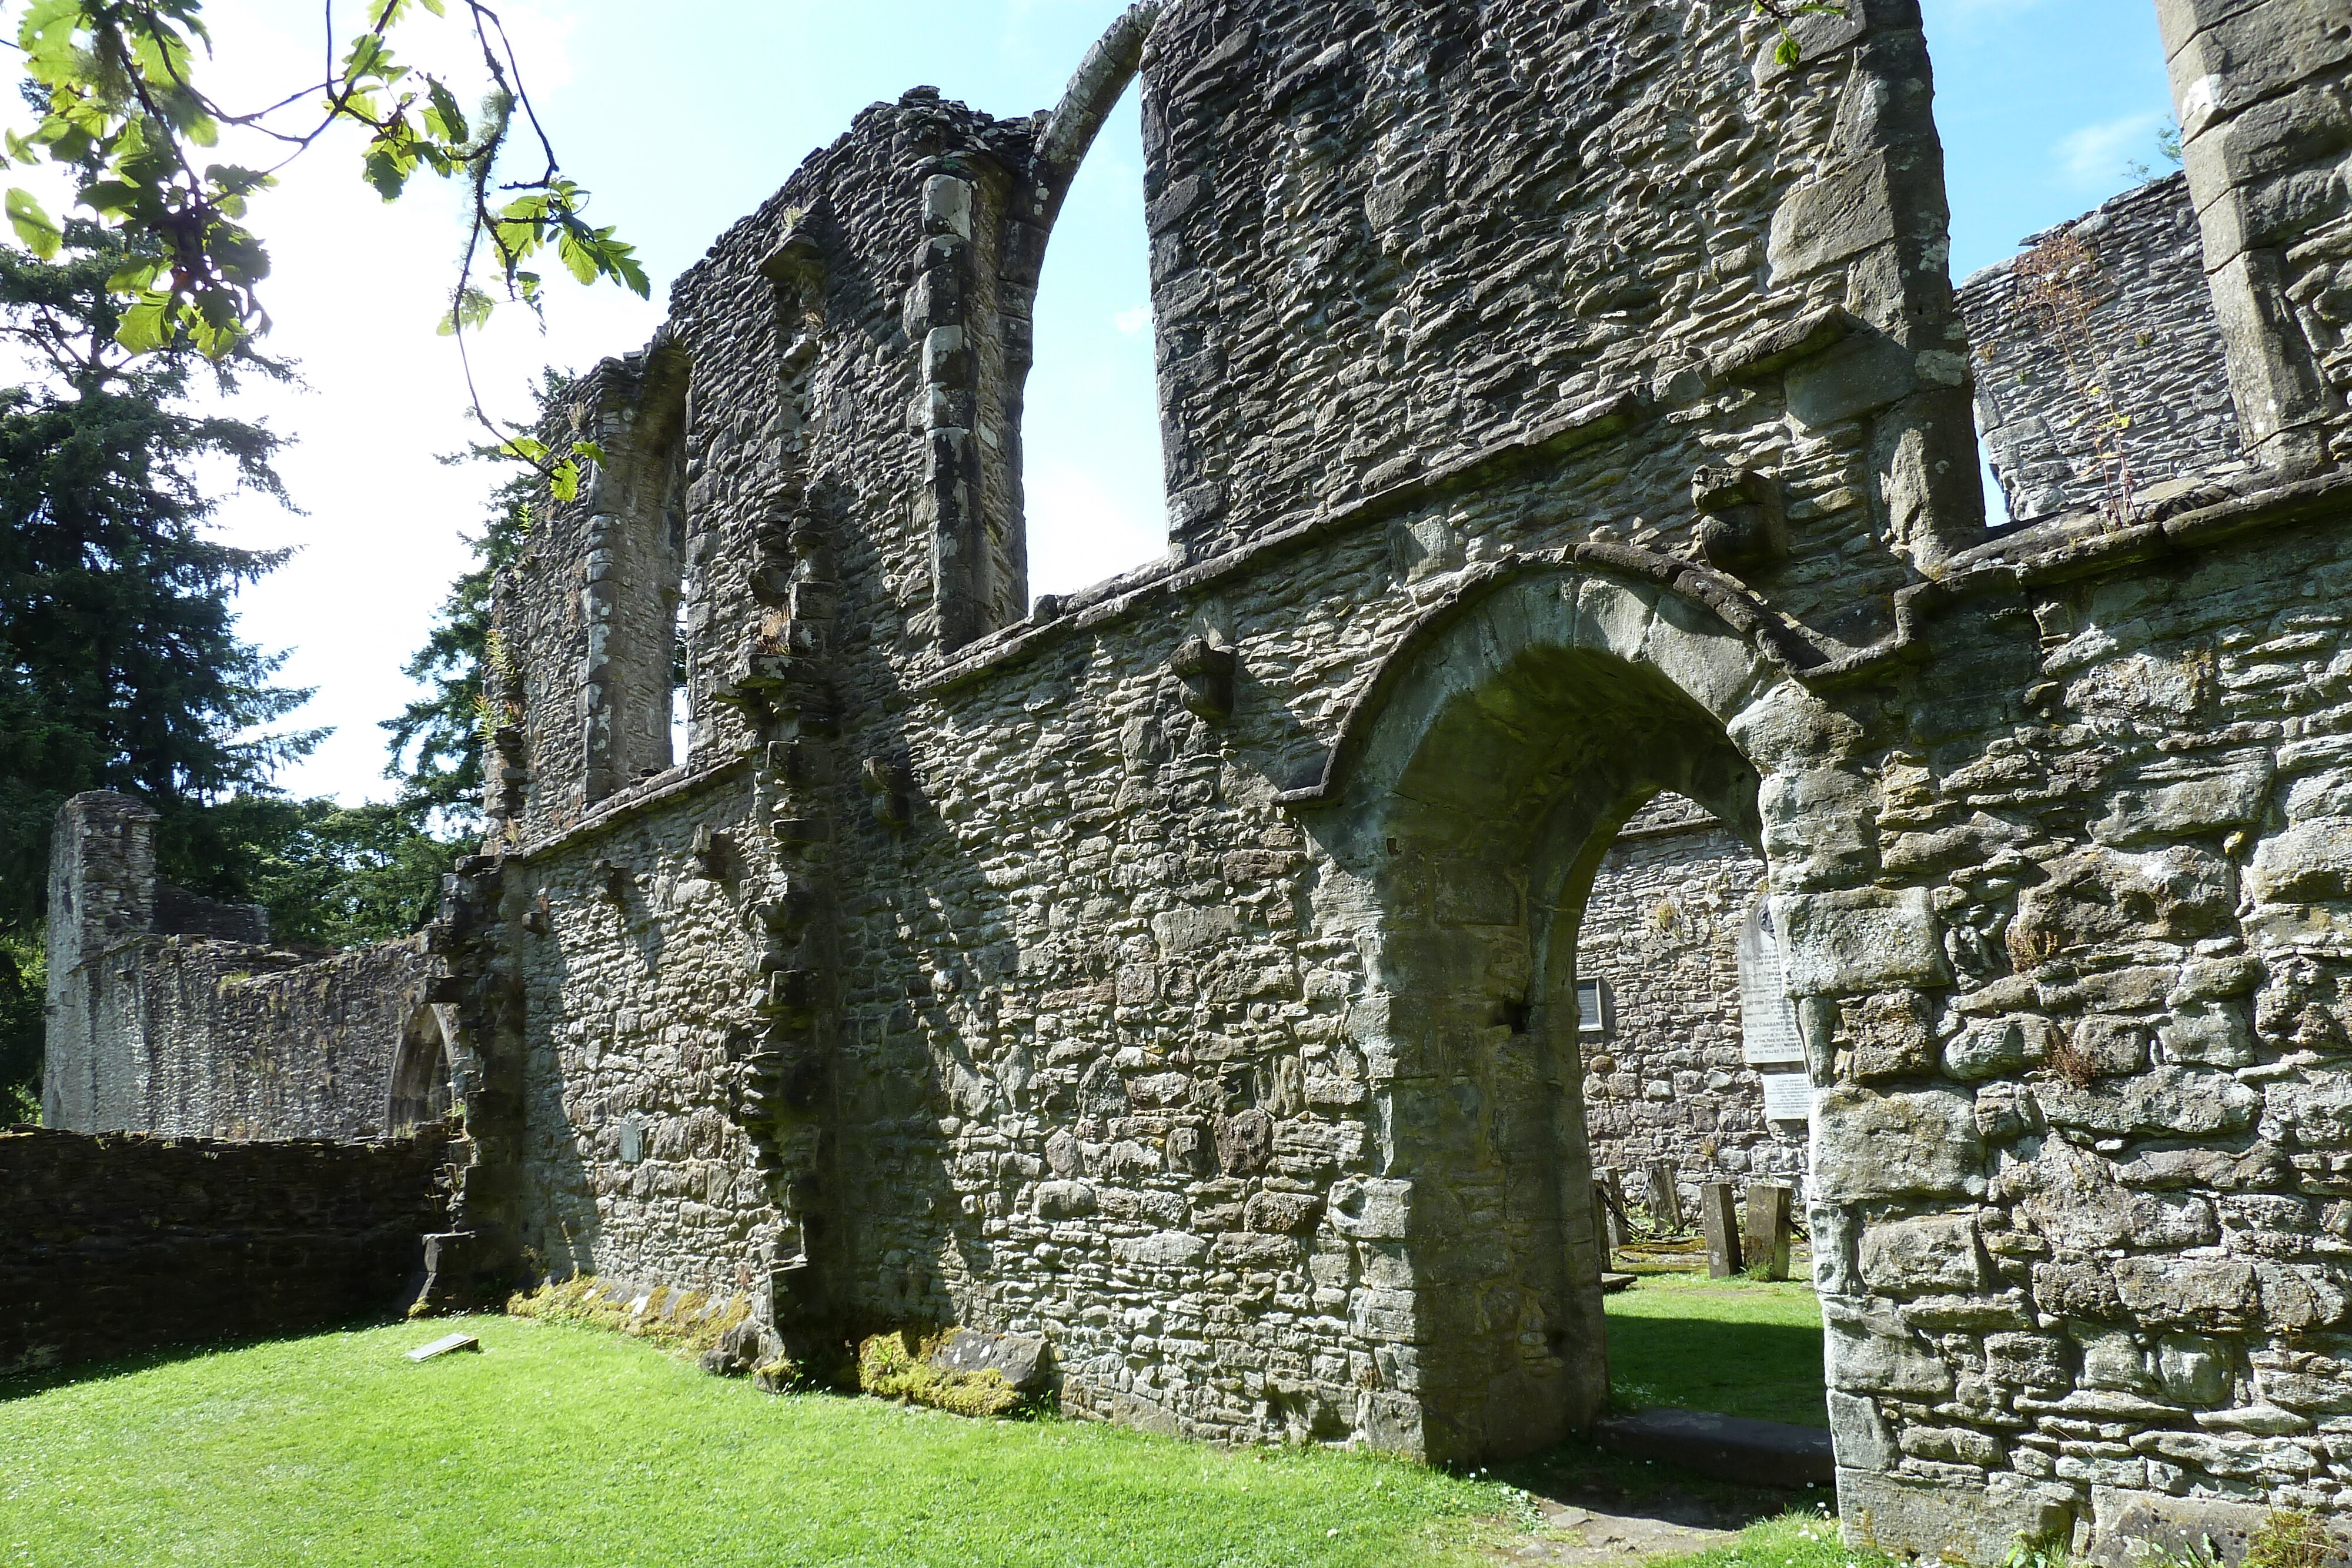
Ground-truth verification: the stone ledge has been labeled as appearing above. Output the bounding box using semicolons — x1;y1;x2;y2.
510;754;753;862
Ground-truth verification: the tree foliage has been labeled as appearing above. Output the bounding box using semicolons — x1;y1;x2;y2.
3;0;643;349
182;794;459;950
0;218;315;925
1;0;628;493
0;219;474;1117
382;367;569;825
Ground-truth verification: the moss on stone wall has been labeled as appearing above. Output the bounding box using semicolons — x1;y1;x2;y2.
856;1332;1020;1419
505;1275;751;1359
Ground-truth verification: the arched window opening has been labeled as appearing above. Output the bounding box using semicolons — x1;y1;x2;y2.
580;345;691;803
1022;75;1167;606
668;593;690;771
387;1008;454;1135
1923;3;2221;529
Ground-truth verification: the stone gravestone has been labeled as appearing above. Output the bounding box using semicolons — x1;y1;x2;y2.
1645;1160;1682;1233
1699;1182;1742;1278
1743;1182;1793;1281
1594;1167;1629;1255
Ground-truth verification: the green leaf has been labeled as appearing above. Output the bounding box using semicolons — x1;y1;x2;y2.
572;440;605;466
549;460;580;503
437;285;495;336
364;146;410;201
115;295;172;354
105;258;164;293
1774;35;1800;67
424;79;468;144
5;188;61;258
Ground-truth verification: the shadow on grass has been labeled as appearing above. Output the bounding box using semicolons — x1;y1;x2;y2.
0;1309;420;1403
1465;1278;1838;1536
1606;1309;1828;1429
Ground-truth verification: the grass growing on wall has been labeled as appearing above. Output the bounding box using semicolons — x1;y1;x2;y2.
1606;1273;1830;1429
0;1317;1519;1568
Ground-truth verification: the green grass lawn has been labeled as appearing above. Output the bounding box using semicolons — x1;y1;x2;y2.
0;1288;1866;1568
1604;1273;1829;1429
0;1316;1514;1568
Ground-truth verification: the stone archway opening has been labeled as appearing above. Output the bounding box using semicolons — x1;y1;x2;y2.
1311;564;1823;1467
1578;793;1812;1256
387;1007;454;1136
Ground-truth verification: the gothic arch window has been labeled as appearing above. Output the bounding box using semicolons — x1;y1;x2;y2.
387;1008;453;1135
580;343;693;801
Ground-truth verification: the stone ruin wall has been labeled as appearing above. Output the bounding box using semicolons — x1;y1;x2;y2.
2161;0;2352;476
470;0;2352;1550
1;1126;454;1377
1963;172;2248;527
1576;796;1809;1221
41;791;438;1141
483;0;1984;1457
43;0;2352;1557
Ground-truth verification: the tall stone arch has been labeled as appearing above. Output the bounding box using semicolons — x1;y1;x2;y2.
1289;559;1819;1462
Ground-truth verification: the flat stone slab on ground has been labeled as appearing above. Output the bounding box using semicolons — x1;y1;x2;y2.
1601;1272;1636;1293
405;1332;480;1361
926;1326;1048;1392
1594;1407;1833;1487
1487;1501;1741;1564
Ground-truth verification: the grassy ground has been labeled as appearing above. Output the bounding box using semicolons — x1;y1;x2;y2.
0;1316;1514;1568
0;1272;1863;1568
1604;1270;1829;1429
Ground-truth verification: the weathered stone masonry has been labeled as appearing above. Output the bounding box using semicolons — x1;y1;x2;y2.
45;0;2352;1557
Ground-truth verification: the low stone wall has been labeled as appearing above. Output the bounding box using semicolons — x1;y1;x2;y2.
0;1126;455;1378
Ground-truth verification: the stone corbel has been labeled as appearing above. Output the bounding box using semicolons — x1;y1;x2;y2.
864;757;914;829
1691;467;1788;576
1170;636;1238;724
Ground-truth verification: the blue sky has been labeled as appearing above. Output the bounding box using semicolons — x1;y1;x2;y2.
39;0;2177;804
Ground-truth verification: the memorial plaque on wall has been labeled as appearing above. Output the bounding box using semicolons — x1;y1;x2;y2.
1737;898;1806;1067
1760;1069;1816;1122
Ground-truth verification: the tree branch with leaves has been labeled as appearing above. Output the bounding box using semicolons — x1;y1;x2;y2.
1;0;630;495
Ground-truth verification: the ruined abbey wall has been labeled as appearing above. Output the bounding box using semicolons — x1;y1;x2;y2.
1577;798;1808;1213
1963;173;2248;526
45;0;2352;1557
42;792;437;1141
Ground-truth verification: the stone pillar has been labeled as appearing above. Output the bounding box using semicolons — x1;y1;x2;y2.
1699;1182;1742;1278
2159;0;2348;472
42;791;161;1132
1743;1182;1793;1282
1645;1159;1681;1233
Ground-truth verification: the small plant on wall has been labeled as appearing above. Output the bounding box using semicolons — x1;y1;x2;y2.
2009;228;2140;526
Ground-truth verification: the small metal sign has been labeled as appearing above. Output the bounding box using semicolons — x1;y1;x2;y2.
618;1117;644;1164
1576;977;1609;1037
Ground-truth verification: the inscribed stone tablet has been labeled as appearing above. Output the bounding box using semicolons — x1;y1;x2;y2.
1739;898;1807;1066
1760;1069;1815;1122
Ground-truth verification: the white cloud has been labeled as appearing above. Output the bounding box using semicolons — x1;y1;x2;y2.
2054;111;2170;188
1111;305;1151;335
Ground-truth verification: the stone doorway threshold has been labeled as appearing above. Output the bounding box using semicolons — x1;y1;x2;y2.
1479;1426;1836;1566
1486;1497;1744;1564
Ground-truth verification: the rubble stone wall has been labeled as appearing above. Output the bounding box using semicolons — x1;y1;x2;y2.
1576;797;1808;1213
2159;0;2352;473
55;0;2352;1555
1962;173;2247;526
42;791;436;1141
0;1126;453;1377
